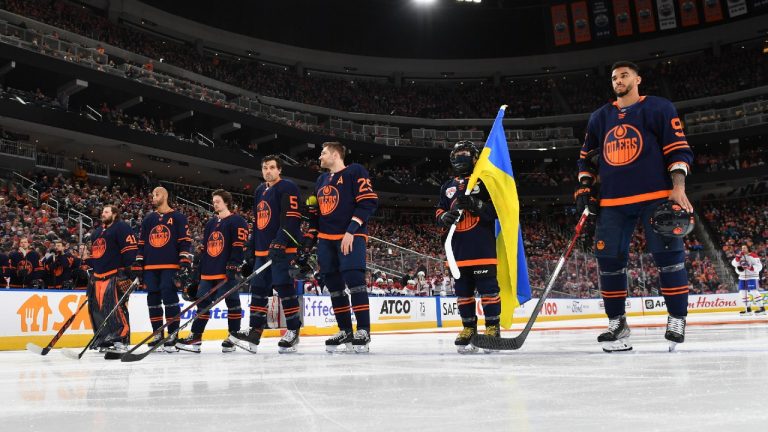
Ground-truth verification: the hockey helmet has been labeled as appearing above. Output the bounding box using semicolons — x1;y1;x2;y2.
450;140;480;175
649;201;694;238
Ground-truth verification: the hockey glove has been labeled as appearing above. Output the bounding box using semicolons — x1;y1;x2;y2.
456;195;484;214
439;209;461;227
737;266;745;273
241;256;254;278
574;179;599;216
301;233;317;254
225;261;242;282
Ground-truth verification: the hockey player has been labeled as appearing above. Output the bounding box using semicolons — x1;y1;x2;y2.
136;187;193;352
8;237;42;288
176;190;248;353
303;141;378;353
41;239;78;289
436;141;502;354
84;205;138;354
575;61;694;352
733;245;765;316
228;155;303;353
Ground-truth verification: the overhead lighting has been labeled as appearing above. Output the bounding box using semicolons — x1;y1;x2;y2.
414;0;437;5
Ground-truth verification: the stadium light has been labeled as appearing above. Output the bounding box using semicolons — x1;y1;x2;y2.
414;0;437;5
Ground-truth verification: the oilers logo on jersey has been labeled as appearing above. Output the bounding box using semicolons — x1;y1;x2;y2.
603;124;643;166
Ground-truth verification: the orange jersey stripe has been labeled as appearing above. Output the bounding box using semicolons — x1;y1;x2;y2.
600;190;671;207
455;258;498;267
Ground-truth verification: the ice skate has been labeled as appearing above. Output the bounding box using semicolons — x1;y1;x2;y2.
325;330;353;353
665;315;686;352
753;307;766;316
455;326;478;354
175;333;202;353
227;327;262;354
221;338;236;353
163;336;178;353
740;307;752;317
103;342;128;360
147;333;164;351
278;329;300;353
352;329;371;353
597;315;632;352
482;325;500;354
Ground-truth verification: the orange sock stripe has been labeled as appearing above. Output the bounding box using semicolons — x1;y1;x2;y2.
601;290;628;298
251;306;268;313
481;296;501;304
165;317;180;323
661;287;689;295
283;307;300;314
228;314;243;319
333;306;351;313
352;305;370;311
198;314;210;320
149;317;163;322
457;298;475;305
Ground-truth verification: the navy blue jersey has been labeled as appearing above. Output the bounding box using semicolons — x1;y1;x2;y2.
577;96;693;206
436;177;498;267
311;163;378;240
8;249;42;287
88;221;138;278
200;214;248;280
250;179;302;256
137;209;192;270
41;252;77;288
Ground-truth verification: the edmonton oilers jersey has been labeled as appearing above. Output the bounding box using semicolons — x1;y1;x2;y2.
314;163;378;239
8;250;42;287
251;179;302;256
200;214;248;279
137;210;192;269
88;221;138;278
578;96;693;206
42;252;76;288
436;177;498;267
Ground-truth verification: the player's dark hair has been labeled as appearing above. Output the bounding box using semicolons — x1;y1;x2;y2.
212;189;233;209
104;205;120;219
323;141;346;159
261;154;282;169
611;61;640;75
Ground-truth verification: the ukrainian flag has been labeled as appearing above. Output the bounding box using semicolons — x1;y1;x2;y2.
466;105;531;328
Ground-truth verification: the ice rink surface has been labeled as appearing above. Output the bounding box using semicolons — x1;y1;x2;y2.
1;312;767;432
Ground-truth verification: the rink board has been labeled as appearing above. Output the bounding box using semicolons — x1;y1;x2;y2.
0;290;745;350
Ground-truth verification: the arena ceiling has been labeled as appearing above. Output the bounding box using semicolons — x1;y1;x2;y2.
139;0;765;59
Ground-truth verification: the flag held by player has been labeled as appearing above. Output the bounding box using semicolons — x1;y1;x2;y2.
466;105;531;328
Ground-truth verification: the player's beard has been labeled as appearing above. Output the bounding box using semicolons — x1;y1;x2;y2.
614;83;632;98
102;214;115;226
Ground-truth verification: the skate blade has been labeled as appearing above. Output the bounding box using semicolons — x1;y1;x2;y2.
668;342;679;352
482;348;499;354
278;346;298;354
325;342;353;353
221;347;236;353
163;346;179;353
601;339;633;353
457;344;479;354
175;346;201;354
228;339;258;354
352;344;370;353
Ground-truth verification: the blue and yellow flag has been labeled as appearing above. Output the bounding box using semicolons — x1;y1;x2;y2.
466;106;531;328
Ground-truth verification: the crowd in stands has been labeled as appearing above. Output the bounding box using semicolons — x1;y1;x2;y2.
701;195;768;288
3;0;766;120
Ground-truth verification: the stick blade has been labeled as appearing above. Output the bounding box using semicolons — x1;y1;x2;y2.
25;343;48;356
471;334;522;351
119;350;150;363
60;349;83;360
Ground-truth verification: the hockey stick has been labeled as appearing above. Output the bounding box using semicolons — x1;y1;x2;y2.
26;297;89;356
120;260;272;362
62;277;140;359
471;208;591;351
444;208;469;279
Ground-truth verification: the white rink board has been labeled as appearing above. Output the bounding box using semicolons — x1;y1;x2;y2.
0;290;746;349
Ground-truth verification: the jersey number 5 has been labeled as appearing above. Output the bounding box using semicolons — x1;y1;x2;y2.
237;228;248;242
